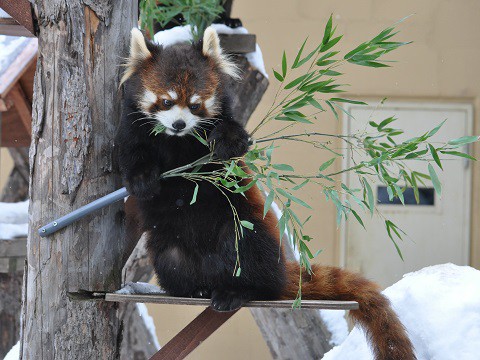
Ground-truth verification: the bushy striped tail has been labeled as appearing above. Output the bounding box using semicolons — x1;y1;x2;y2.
281;262;416;360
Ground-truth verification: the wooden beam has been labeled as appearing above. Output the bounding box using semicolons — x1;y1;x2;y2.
0;97;13;112
149;307;238;360
104;293;359;310
0;238;27;258
0;111;30;147
0;38;37;98
6;83;32;134
0;0;35;35
0;16;33;37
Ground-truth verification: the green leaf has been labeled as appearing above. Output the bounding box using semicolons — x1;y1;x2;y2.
190;183;199;205
282;51;287;77
426;120;446;138
240;220;254;230
292;37;308;69
439;150;476;161
264;191;275;218
428;163;442;196
292;179;309;190
284;74;311;89
273;70;284;82
325;100;338;119
385;220;404;261
350;209;365;229
319;158;336;171
363;179;375;216
320;35;342;52
272;164;294;172
306;97;325;110
322;15;333;45
235;267;241;277
377;116;396;130
448;136;479;146
329;98;367;105
428;144;443;170
277;188;312;209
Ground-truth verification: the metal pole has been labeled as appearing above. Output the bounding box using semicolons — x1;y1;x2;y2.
38;187;129;237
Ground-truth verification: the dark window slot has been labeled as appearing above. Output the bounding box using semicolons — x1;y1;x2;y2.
377;186;435;206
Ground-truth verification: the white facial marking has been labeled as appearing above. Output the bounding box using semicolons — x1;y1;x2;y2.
167;90;178;100
190;94;200;104
155;105;200;136
205;94;219;115
139;90;157;112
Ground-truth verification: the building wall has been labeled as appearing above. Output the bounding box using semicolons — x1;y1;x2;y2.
147;1;480;359
0;149;14;194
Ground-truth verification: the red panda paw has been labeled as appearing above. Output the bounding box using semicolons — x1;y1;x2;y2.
211;288;249;312
208;122;249;160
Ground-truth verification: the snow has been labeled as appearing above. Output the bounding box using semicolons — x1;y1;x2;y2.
153;24;268;78
136;303;161;350
0;201;28;239
319;309;349;346
4;341;19;360
115;281;166;295
323;263;480;360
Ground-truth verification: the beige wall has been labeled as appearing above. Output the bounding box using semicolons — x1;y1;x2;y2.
0;149;14;194
148;1;480;359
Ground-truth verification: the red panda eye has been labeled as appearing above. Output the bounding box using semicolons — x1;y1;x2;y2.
190;104;200;111
163;99;173;107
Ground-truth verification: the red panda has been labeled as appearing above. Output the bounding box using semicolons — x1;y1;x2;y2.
116;27;416;360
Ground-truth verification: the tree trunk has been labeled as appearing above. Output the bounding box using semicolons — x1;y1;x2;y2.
21;1;137;359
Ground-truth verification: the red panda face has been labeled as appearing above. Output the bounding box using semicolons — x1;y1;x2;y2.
122;27;239;137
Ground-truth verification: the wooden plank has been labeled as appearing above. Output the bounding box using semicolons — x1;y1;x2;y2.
0;0;35;35
6;83;32;134
0;111;31;147
0;38;37;98
105;293;359;310
150;307;238;360
219;34;256;54
0;238;27;258
0;97;13;111
0;17;33;37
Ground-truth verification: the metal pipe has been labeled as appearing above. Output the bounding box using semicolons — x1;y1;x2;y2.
38;187;129;237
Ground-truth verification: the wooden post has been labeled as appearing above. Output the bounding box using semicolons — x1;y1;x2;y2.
21;1;137;358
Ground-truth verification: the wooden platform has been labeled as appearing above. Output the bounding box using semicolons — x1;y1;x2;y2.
105;292;359;310
104;292;358;360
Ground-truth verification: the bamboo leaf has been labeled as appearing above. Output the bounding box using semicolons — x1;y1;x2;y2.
264;191;275;218
273;70;284;82
282;51;287;77
277;188;312;209
272;164;295;171
428;144;443;170
190;183;199;205
428;163;442;196
240;220;254;230
448;136;479;146
319;158;336;171
292;37;308;69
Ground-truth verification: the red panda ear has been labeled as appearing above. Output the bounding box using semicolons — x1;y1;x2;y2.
202;27;241;80
121;28;152;85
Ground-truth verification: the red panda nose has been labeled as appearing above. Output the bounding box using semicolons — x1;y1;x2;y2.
172;120;186;131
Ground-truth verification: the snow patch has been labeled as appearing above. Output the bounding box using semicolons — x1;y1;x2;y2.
323;263;480;360
136;303;161;350
153;24;268;78
115;281;166;295
0;201;28;239
319;309;349;346
4;341;20;360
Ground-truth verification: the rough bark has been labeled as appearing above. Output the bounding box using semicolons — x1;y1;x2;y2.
21;1;137;359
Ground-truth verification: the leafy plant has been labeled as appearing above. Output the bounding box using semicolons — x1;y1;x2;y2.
139;0;225;41
143;14;479;303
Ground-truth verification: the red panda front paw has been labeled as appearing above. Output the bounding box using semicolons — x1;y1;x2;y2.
208;122;249;160
126;167;162;199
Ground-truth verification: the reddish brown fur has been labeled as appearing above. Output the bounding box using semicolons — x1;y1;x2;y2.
240;171;415;359
281;262;416;360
